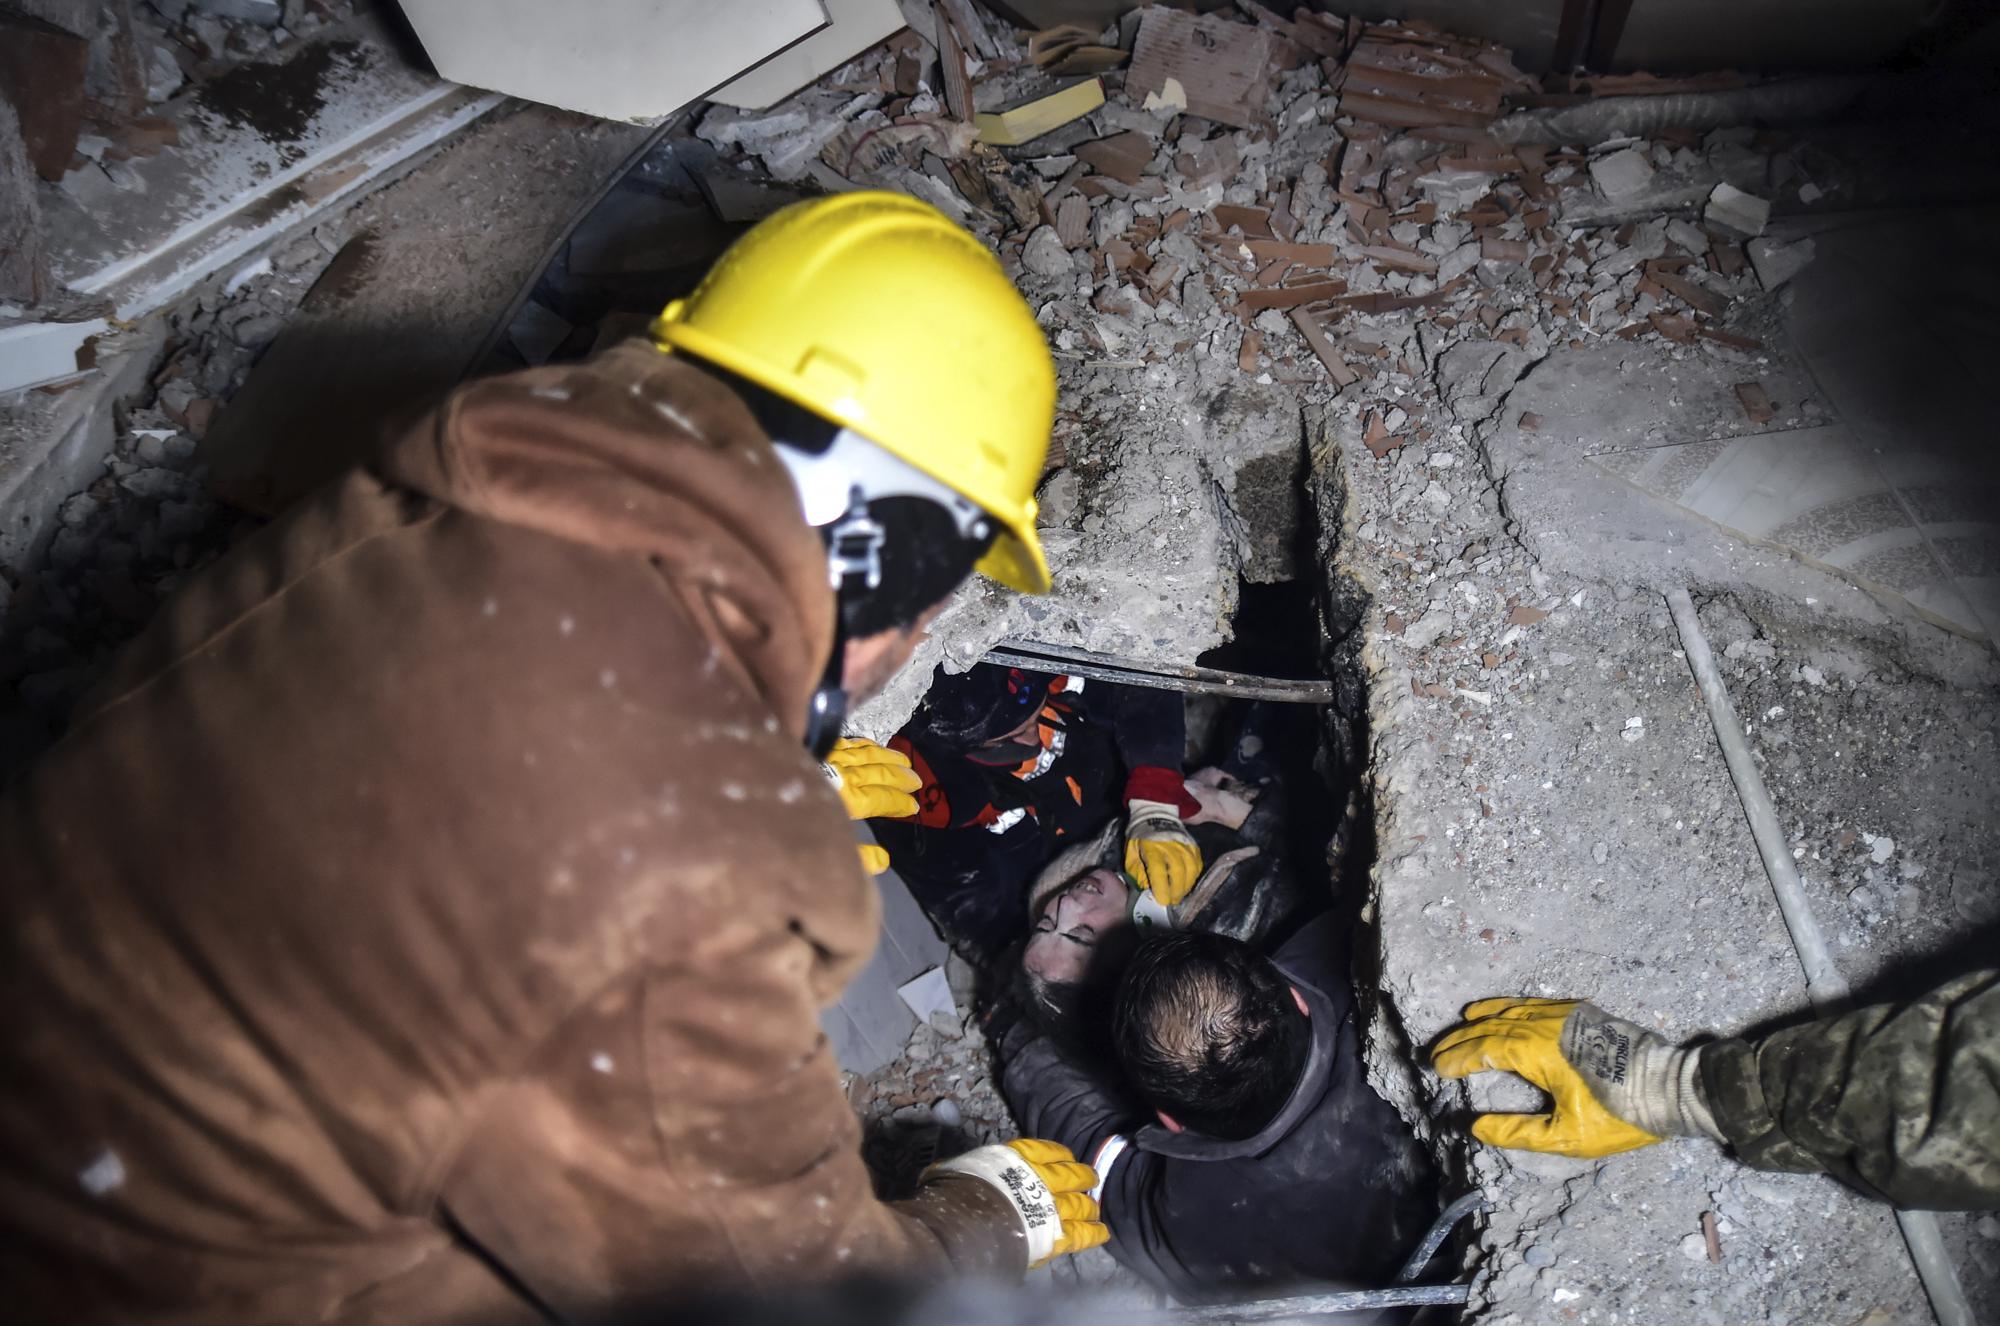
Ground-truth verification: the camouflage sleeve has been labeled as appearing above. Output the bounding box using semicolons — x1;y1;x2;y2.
1698;969;2000;1210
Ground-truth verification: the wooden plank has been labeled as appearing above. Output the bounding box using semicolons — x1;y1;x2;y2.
1650;269;1729;317
937;7;973;122
1242;239;1337;265
1336;89;1494;130
1289;305;1357;386
937;0;1001;60
1236;279;1347;311
1360;244;1438;274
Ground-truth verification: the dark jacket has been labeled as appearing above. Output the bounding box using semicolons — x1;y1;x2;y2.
1702;967;2000;1209
1000;914;1438;1302
0;344;1023;1325
877;675;1190;957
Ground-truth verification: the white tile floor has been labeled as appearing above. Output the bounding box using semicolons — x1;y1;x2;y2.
1592;206;2000;643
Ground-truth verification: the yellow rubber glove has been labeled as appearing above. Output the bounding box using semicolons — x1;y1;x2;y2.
822;737;922;820
857;844;890;875
928;1139;1108;1268
1007;1139;1111;1266
1431;997;1668;1159
1124;799;1201;906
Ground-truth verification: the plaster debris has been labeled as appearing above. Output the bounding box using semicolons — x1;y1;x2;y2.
1704;182;1772;238
1589;147;1656;199
1747;235;1816;289
78;1148;126;1197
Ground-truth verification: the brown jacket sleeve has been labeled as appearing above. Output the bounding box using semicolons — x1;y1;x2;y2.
434;919;1027;1316
1699;969;2000;1210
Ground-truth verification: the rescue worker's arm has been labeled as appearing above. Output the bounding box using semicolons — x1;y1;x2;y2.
1700;969;2000;1209
435;931;1100;1313
1095;684;1203;905
1432;970;2000;1210
997;1014;1142;1163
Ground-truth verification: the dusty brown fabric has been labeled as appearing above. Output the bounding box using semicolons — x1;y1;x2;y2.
0;343;1026;1324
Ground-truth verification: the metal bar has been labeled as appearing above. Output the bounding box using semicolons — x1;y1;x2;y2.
1551;0;1601;74
1147;1284;1469;1321
1586;0;1637;69
1666;588;1972;1326
984;640;1333;704
1396;1192;1489;1283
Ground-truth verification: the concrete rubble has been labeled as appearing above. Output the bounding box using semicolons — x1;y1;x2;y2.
703;6;1995;1321
1;1;1994;1321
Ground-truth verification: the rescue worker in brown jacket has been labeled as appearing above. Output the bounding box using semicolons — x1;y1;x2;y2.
1434;971;2000;1209
0;193;1110;1324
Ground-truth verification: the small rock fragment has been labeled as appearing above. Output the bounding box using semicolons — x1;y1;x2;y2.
1746;235;1815;290
1704;183;1770;239
1588;147;1655;200
1020;225;1074;279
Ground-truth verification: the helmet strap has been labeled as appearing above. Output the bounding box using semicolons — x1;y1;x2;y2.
803;486;878;759
803;638;848;761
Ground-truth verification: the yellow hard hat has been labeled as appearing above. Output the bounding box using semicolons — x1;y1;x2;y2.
651;191;1054;594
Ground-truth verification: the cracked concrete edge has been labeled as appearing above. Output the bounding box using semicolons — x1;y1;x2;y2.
0;323;166;575
1307;399;1482;1142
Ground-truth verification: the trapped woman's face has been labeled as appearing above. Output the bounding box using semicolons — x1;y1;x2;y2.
1023;868;1132;984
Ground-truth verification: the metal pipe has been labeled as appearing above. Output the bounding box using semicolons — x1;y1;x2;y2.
1664;589;1847;1003
1147;1284;1469;1321
1665;587;1972;1326
1395;1192;1489;1283
1491;75;1868;146
982;641;1334;704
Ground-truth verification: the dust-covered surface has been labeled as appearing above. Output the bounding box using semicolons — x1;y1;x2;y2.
0;103;651;771
6;3;1998;1318
708;10;2000;1319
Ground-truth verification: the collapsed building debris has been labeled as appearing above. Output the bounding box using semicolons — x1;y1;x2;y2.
2;1;1996;1321
694;4;1998;1319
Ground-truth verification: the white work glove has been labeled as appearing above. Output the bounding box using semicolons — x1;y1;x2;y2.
928;1140;1108;1267
1124;799;1201;906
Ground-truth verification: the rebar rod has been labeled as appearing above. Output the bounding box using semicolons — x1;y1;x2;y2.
982;641;1333;704
1666;587;1971;1326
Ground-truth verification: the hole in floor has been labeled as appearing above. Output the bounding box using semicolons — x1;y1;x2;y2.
847;553;1470;1298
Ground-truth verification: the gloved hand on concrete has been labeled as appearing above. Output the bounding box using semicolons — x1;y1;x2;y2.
1431;997;1719;1159
929;1138;1109;1267
1124;799;1202;906
822;737;922;820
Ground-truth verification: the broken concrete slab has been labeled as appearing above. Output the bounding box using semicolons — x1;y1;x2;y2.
399;0;824;122
41;11;505;318
1747;234;1816;290
201;105;653;515
0;100;50;305
0;316;109;394
1588;146;1656;200
1704;181;1771;239
0;320;162;572
711;0;905;110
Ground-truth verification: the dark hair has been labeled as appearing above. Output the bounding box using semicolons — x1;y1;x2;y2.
1018;928;1140;1067
708;364;994;637
918;664;1055;750
1113;930;1310;1140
